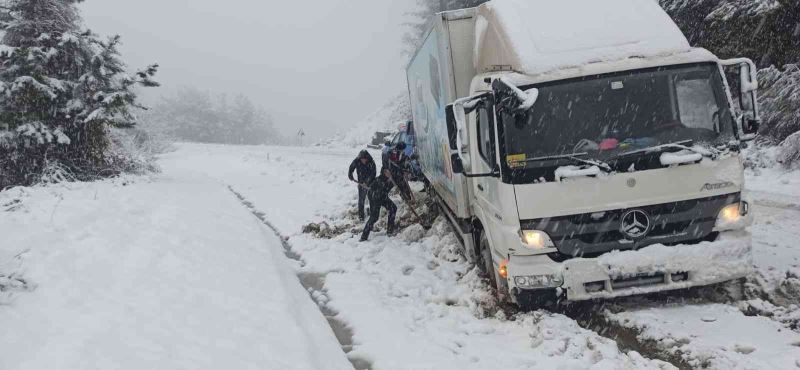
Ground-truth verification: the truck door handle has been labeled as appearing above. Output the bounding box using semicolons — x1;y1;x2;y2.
477;184;485;192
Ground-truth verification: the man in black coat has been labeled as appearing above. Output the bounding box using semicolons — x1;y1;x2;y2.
348;150;376;220
385;142;413;202
360;167;397;242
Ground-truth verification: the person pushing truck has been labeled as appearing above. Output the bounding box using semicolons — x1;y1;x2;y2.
360;167;397;241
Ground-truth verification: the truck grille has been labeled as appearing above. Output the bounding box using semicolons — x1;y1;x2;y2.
520;193;739;259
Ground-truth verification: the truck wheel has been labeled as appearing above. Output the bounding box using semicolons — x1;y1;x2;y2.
478;231;498;290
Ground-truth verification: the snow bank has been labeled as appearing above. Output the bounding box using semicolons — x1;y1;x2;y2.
777;131;800;168
476;0;691;76
0;175;351;370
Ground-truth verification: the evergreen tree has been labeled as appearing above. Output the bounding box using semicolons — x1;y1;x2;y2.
0;0;158;188
660;0;799;68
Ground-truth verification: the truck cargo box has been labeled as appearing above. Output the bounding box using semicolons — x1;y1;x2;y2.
406;9;477;219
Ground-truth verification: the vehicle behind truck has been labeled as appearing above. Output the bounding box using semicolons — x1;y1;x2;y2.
406;0;760;307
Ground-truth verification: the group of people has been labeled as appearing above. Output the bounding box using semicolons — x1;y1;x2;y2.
347;144;412;241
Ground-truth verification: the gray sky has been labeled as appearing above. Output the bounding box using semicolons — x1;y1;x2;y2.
79;0;416;140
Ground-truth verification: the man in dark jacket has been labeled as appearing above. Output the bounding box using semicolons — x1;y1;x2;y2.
360;167;397;241
349;150;377;220
385;142;413;202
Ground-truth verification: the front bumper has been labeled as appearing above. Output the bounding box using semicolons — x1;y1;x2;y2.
506;230;752;302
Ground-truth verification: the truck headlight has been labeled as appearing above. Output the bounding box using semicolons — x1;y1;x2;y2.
520;230;555;249
714;201;749;231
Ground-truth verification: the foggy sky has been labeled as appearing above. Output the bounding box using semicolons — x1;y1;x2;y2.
79;0;416;140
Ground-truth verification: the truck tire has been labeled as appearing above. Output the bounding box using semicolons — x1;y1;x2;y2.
478;231;498;290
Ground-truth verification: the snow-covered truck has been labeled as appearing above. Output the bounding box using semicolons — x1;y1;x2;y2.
406;0;760;307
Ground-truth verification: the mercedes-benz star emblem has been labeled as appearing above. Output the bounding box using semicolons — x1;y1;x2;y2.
620;210;651;239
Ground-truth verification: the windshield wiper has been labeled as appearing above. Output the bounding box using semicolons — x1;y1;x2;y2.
521;152;613;172
662;142;719;159
612;140;691;160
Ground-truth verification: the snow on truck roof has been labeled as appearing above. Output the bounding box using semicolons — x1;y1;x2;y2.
475;0;696;76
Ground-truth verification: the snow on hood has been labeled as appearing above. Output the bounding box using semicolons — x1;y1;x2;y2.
475;0;692;76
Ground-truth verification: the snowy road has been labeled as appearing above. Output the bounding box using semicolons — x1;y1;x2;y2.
0;164;351;370
2;143;799;369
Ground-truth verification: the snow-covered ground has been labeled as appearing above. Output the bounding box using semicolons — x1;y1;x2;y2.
607;303;800;369
747;167;800;303
164;143;673;369
0;164;351;370
2;142;800;369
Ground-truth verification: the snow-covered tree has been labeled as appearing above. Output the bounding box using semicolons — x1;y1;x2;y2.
0;0;158;188
758;64;800;142
659;0;799;68
142;87;281;146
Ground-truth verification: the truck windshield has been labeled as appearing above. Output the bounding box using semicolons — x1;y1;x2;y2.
501;64;734;165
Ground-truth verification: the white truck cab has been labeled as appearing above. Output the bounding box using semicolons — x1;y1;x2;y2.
407;0;759;307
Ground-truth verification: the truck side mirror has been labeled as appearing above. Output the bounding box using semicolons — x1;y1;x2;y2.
451;153;464;174
721;58;760;140
445;104;458;150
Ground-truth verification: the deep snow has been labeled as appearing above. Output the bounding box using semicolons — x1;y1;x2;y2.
0;169;351;370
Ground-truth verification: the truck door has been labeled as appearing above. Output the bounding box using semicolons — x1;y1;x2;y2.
472;102;503;227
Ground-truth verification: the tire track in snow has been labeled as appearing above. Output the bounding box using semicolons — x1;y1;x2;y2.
556;301;694;369
228;186;372;370
559;284;800;369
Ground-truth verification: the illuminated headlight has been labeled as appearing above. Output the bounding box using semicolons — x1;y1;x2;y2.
714;201;749;231
513;274;563;288
520;230;555;249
